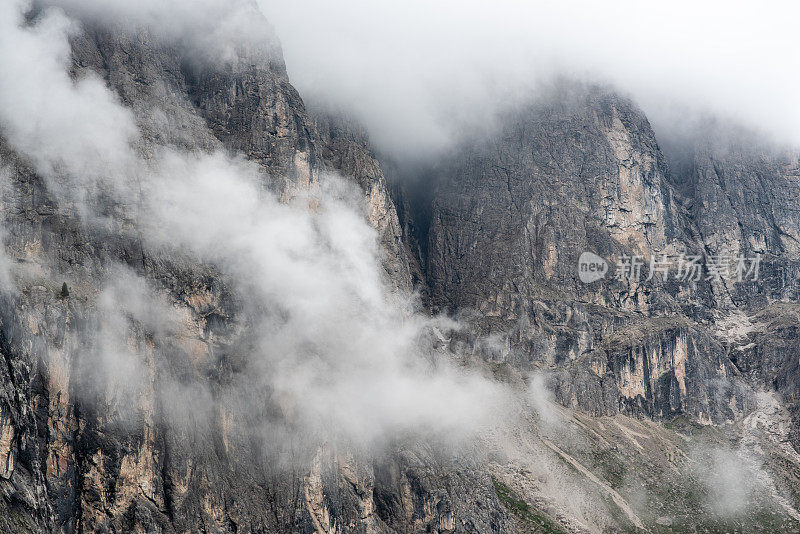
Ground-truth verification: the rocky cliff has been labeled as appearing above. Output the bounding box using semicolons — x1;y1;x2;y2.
389;82;800;434
0;4;799;534
0;8;472;533
387;83;800;530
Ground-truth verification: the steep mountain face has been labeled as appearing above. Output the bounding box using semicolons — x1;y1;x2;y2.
1;23;308;533
669;141;800;304
0;13;485;534
423;86;682;314
1;6;800;534
669;143;800;446
392;82;800;457
397;86;735;423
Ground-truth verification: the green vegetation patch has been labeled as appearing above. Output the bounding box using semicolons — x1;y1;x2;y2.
491;476;566;534
592;448;627;489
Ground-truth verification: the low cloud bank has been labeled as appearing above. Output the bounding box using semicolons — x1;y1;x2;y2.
259;0;800;158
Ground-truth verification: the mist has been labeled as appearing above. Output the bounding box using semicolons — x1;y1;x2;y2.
2;1;798;530
258;0;800;158
38;0;278;60
1;0;516;454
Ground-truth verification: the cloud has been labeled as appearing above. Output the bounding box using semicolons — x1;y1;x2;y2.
3;5;794;525
0;167;16;293
29;0;798;157
258;0;800;157
527;372;563;429
0;0;138;191
0;0;515;453
691;444;766;517
40;0;278;61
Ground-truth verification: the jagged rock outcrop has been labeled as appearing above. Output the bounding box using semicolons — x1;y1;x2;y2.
312;113;412;289
0;11;488;534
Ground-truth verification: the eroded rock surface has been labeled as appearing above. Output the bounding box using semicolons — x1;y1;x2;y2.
0;7;799;534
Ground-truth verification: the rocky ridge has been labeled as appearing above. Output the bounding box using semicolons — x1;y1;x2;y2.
0;7;798;534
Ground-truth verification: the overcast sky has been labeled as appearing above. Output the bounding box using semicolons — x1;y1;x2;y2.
258;0;800;157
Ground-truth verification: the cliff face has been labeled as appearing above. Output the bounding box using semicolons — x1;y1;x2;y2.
396;86;717;423
1;6;800;534
423;87;681;314
670;142;800;304
0;14;467;534
394;83;800;446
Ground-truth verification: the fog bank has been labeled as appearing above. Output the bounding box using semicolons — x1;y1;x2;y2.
259;0;800;158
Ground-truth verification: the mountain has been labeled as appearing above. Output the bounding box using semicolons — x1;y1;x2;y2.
0;5;799;533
